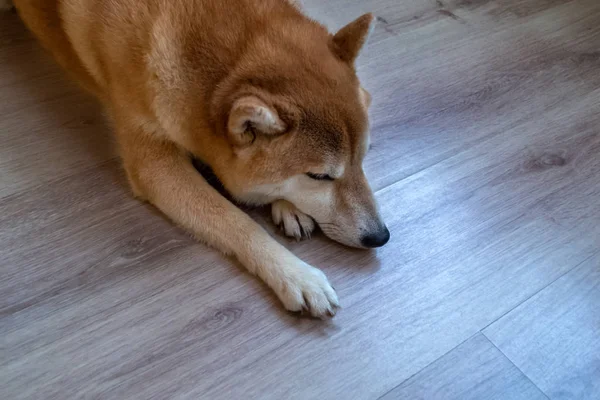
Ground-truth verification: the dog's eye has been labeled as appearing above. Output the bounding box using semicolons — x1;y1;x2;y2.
306;172;334;181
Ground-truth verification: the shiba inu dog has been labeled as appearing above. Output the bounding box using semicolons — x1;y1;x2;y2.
7;0;389;318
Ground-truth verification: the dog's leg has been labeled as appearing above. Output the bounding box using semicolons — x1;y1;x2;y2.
117;122;339;317
272;200;315;240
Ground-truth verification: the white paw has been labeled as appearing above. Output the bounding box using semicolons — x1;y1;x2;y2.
271;200;315;240
276;262;339;318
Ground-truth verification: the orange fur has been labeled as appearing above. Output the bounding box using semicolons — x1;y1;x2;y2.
11;0;388;317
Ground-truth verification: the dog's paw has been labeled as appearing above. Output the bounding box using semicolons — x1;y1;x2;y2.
277;263;339;318
271;200;315;240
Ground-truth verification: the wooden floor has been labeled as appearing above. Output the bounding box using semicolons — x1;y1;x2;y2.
1;1;599;399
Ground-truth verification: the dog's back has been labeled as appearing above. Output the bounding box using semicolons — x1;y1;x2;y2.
14;0;317;102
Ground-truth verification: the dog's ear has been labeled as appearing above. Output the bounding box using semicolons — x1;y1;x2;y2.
227;96;286;147
331;13;375;64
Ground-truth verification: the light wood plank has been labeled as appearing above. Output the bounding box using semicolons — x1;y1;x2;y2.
379;333;548;400
3;69;598;399
305;0;600;190
194;121;600;400
485;253;600;400
2;1;600;399
0;12;115;200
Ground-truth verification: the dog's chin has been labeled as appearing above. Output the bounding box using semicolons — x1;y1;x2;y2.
319;226;366;249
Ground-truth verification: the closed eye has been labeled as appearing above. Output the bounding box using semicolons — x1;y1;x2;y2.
306;172;334;181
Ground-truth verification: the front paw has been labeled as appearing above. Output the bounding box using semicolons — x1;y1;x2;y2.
276;262;340;318
271;200;315;240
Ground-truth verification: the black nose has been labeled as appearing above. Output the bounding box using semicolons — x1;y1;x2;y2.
360;226;390;248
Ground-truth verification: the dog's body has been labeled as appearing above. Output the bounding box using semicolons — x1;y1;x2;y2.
8;0;389;317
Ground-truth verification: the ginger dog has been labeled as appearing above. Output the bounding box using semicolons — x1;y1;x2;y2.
7;0;389;317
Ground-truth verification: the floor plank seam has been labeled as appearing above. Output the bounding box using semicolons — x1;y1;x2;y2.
481;333;551;400
0;156;120;204
374;248;600;400
479;250;599;333
0;232;192;326
374;332;482;400
370;106;549;196
4;2;600;398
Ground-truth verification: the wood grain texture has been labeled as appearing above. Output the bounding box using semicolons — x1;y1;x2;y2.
0;13;115;200
2;0;600;399
195;131;600;400
305;0;600;190
485;254;600;400
379;333;548;400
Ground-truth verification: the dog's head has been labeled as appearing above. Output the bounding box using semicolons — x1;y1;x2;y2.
209;13;388;248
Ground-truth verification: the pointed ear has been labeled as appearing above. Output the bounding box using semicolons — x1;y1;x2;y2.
331;13;375;64
227;96;286;147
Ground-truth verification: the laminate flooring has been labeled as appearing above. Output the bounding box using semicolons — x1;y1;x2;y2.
1;1;599;399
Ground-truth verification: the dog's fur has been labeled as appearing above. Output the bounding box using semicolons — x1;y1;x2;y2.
8;0;389;317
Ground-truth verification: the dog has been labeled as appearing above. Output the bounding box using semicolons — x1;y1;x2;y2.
6;0;389;318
